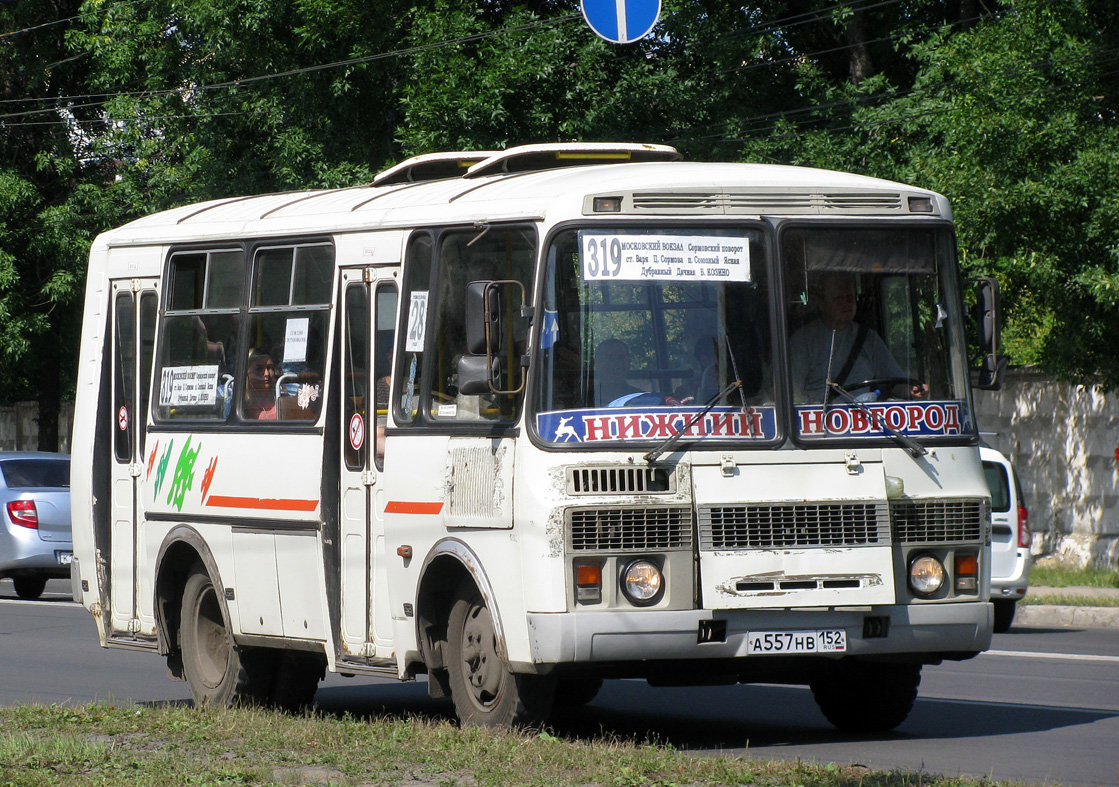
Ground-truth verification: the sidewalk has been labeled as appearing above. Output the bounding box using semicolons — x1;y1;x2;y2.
1013;585;1119;629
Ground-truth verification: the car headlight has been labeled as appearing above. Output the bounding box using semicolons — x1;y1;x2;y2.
621;559;664;606
909;554;946;598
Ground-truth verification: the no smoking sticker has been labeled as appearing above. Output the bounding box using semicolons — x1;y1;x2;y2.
348;413;365;451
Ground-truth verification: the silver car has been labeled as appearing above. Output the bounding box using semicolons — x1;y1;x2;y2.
980;445;1031;632
0;452;72;600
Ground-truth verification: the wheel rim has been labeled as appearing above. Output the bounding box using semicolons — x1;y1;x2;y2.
458;602;505;710
191;583;231;689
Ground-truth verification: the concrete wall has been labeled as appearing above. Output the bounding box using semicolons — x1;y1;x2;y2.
974;368;1119;570
0;401;74;453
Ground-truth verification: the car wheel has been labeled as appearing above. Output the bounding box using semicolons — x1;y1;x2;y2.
13;575;47;600
810;660;921;732
992;599;1018;633
445;581;555;728
179;563;273;707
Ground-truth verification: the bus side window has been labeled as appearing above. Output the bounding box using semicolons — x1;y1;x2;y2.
241;243;332;423
395;234;433;426
155;249;243;422
430;226;534;423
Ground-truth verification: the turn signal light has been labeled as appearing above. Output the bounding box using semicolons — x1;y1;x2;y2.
7;500;38;529
575;563;603;604
955;553;979;592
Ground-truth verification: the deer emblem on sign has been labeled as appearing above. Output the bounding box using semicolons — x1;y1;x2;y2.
553;416;579;442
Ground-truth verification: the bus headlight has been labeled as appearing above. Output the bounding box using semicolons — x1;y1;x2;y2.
621;559;664;606
908;554;946;598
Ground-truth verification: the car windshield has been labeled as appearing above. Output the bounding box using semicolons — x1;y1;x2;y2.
1;458;70;488
533;226;776;447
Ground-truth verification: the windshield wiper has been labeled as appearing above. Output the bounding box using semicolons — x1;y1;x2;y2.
643;380;743;464
826;382;928;458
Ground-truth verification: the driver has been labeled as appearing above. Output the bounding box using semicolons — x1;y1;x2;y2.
790;272;925;403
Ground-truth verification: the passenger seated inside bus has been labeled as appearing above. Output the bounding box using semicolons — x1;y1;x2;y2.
789;272;925;403
243;347;278;420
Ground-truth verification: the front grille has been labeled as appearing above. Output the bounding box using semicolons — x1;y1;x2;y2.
568;507;693;552
699;503;888;550
566;466;675;495
890;499;986;543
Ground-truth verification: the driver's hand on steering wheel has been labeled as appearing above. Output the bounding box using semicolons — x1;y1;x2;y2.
892;381;928;399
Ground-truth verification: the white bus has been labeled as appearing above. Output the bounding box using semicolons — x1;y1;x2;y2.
70;142;1002;731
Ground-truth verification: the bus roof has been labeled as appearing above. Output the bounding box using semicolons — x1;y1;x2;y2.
95;144;945;249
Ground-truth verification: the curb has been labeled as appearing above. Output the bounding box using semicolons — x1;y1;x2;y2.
1015;604;1119;629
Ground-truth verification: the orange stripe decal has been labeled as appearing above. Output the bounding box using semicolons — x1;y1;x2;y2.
206;495;319;512
385;501;444;515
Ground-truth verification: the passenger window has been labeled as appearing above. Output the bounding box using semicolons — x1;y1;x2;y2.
156;250;244;421
240;244;332;422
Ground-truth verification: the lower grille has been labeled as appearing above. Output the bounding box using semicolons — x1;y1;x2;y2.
568;507;693;552
890;499;986;543
699;503;888;550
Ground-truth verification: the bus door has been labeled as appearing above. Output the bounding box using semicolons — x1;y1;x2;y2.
108;279;158;636
338;268;398;658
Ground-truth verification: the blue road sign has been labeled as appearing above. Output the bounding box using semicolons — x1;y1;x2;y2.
580;0;661;44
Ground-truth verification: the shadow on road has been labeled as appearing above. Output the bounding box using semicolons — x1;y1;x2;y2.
309;678;1116;751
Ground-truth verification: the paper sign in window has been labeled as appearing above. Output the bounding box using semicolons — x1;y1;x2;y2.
159;365;220;407
284;317;310;363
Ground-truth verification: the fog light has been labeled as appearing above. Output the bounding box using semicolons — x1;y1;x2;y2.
909;554;946;597
621;559;664;606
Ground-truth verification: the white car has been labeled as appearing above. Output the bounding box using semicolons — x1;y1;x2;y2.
980;445;1031;632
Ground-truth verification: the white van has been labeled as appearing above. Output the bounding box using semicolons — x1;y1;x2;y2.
980;445;1031;632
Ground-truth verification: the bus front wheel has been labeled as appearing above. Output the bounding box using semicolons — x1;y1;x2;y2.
179;563;273;707
809;660;921;732
445;582;555;728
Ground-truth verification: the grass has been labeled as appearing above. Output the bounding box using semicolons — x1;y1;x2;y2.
1029;564;1119;589
0;702;1035;787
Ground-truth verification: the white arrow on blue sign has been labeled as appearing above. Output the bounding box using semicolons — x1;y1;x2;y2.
580;0;661;44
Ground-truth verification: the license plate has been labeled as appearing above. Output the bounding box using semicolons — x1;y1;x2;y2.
56;551;73;566
746;629;846;655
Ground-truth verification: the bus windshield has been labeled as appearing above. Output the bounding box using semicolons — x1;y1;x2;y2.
534;226;777;446
533;223;974;448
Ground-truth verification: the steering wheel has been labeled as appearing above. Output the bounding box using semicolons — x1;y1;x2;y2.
607;391;673;408
843;377;924;401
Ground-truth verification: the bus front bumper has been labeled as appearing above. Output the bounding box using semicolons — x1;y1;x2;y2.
522;601;992;669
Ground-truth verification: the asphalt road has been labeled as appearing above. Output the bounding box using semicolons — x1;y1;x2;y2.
3;579;1117;787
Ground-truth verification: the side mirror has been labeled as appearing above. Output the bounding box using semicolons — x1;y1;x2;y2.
465;281;501;355
463;279;529;395
971;276;1003;390
456;354;501;395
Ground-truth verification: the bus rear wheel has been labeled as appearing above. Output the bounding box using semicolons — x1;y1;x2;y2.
179;564;273;707
810;660;921;732
445;582;555;728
